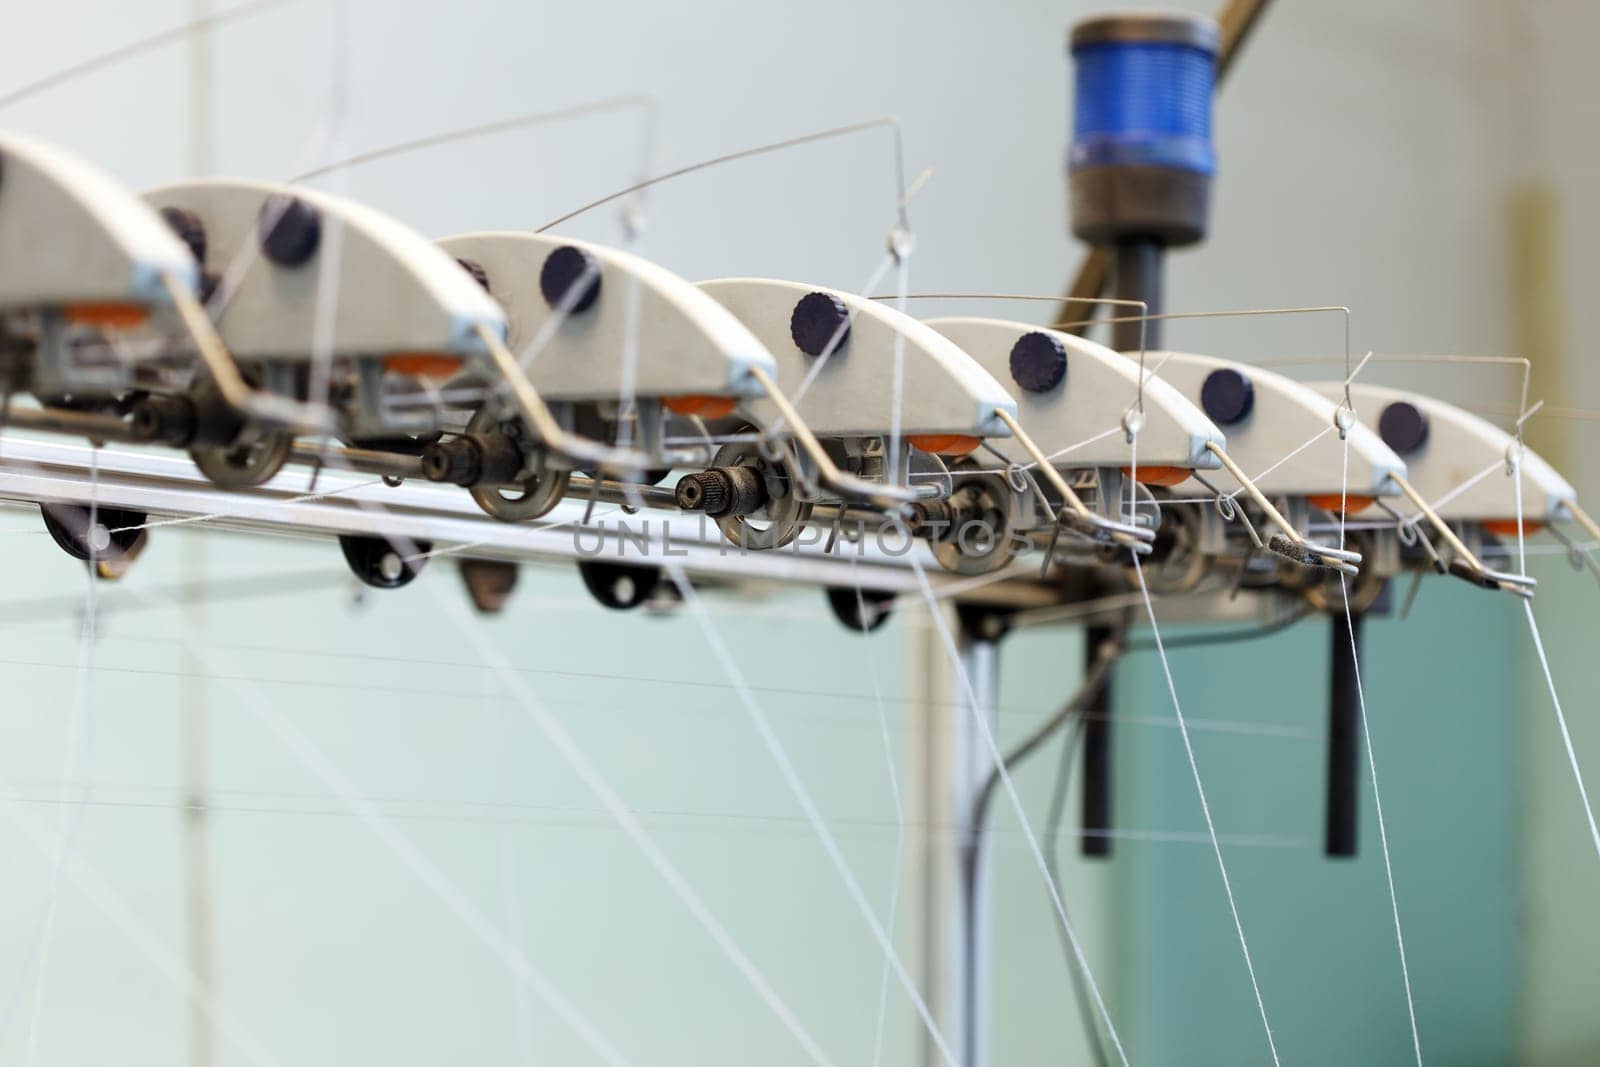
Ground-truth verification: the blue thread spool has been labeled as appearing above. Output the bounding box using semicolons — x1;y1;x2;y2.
1067;14;1219;247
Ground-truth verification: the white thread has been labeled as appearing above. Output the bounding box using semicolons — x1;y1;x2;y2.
907;560;1131;1067
1;460;103;1056
421;579;837;1066
0;783;286;1067
1043;425;1122;466
666;565;958;1067
1513;448;1600;860
1405;460;1501;523
851;563;906;1067
107;478;387;535
1337;430;1423;1064
118;582;638;1067
1226;425;1333;500
1129;552;1280;1066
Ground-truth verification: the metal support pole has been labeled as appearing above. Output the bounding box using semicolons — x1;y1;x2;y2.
1326;611;1363;855
1110;240;1165;352
907;606;1003;1067
1080;623;1115;857
955;626;999;1067
1082;240;1163;858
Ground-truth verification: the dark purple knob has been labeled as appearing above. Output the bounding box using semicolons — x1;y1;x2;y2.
539;245;601;313
1378;400;1429;454
1008;331;1067;393
790;291;851;357
1200;367;1254;425
257;195;321;267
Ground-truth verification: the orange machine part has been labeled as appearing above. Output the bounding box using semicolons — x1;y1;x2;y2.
663;394;737;418
384;353;463;378
1307;493;1376;514
64;302;148;329
1482;518;1544;536
1121;465;1189;487
909;434;981;457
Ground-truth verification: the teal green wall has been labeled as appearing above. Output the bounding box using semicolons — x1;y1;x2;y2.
1516;553;1600;1065
1110;583;1521;1065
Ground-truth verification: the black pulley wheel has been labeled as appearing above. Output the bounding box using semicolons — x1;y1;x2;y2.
339;533;431;589
577;560;661;610
40;503;149;579
825;586;895;633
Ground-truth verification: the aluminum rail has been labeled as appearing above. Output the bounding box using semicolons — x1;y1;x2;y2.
0;436;1063;607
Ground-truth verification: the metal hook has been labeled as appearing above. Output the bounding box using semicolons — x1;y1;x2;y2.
1202;440;1360;574
747;364;917;511
1387;471;1536;596
991;408;1152;554
162;272;337;436
475;323;655;478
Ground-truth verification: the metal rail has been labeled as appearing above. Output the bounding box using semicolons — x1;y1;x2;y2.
0;436;1065;607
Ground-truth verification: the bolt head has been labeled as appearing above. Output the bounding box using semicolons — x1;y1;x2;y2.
1008;331;1067;393
790;291;851;357
257;195;321;267
674;473;706;510
539;245;601;313
456;257;491;293
160;206;207;264
1200;367;1254;425
1377;400;1428;455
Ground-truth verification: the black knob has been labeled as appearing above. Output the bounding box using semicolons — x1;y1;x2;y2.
1009;331;1067;393
257;195;321;267
159;206;207;264
1378;400;1429;454
539;245;601;313
676;470;729;514
1200;367;1254;425
456;257;491;294
129;393;198;447
790;291;850;357
421;436;482;486
675;466;765;518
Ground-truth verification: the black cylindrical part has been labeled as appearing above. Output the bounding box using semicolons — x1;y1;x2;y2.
1326;612;1364;856
420;432;525;488
129;394;199;447
674;466;767;518
1080;243;1161;858
1110;239;1163;352
1081;624;1115;857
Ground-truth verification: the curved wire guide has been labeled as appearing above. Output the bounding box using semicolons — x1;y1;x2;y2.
0;131;197;400
1308;380;1563;596
428;232;775;517
696;277;1024;524
139;177;505;486
1148;351;1401;576
926;318;1212;567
